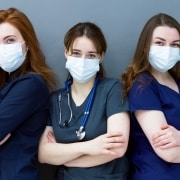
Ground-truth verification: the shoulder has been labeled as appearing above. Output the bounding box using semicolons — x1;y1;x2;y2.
50;88;65;97
9;74;49;96
129;73;159;99
15;74;47;86
99;78;123;89
132;73;156;90
50;88;66;103
135;72;152;82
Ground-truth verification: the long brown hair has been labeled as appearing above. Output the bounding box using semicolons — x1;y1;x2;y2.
64;22;107;78
0;8;56;90
121;13;180;98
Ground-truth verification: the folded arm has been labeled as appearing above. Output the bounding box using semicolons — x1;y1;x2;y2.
39;126;126;165
65;112;130;167
135;110;180;163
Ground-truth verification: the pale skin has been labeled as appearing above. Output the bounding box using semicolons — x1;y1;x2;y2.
135;26;180;163
0;133;11;145
38;36;130;167
0;22;27;144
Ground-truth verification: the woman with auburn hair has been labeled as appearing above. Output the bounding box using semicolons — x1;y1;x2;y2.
121;13;180;179
0;7;56;179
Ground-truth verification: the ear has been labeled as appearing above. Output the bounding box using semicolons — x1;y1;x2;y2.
64;48;68;59
99;53;104;63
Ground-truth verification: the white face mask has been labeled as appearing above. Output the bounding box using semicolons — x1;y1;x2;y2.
0;43;27;73
65;56;100;83
148;45;180;72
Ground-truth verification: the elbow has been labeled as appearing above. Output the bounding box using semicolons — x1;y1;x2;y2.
38;144;50;164
38;149;46;163
117;148;127;158
114;145;128;158
155;149;178;163
160;154;177;163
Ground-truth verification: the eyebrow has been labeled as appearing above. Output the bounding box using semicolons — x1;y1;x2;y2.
72;49;97;53
3;35;16;40
155;37;180;42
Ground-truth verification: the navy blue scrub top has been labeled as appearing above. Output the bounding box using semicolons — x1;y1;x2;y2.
49;78;129;180
0;74;49;180
128;73;180;180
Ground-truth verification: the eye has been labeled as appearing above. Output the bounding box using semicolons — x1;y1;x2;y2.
170;43;180;48
71;51;81;57
5;37;16;44
154;41;164;46
87;53;97;59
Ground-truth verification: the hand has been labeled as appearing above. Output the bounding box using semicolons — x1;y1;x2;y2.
152;124;180;149
47;131;57;143
0;133;11;145
86;132;125;156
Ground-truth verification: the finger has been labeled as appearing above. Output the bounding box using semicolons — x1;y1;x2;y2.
159;142;175;149
48;137;56;143
102;149;120;156
152;131;168;141
47;133;56;143
0;133;11;145
153;138;171;147
161;124;169;130
105;142;125;149
107;136;126;144
106;132;123;138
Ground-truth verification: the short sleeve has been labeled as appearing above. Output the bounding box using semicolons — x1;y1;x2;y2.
0;74;49;140
128;74;162;113
106;80;129;118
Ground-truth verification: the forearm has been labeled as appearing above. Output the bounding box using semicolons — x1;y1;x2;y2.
152;125;180;162
64;146;126;167
155;145;180;163
65;154;117;167
38;142;86;165
39;126;126;166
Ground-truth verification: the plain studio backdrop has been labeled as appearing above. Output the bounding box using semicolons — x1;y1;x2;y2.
1;0;180;88
1;0;180;179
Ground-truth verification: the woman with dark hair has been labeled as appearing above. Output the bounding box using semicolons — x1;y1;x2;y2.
0;7;56;179
38;22;130;180
121;13;180;179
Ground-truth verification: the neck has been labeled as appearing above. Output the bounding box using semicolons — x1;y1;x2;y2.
151;69;179;93
151;69;170;82
71;77;96;106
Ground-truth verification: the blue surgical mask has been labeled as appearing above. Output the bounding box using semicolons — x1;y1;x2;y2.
149;45;180;72
65;56;100;83
0;43;27;73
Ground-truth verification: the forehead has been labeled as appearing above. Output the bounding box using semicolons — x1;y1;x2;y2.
152;26;180;41
72;36;97;52
0;22;23;40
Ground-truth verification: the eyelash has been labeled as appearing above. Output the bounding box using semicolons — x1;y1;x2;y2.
71;52;97;59
154;41;180;47
6;38;15;44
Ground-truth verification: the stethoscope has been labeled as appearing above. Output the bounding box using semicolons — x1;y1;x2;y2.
58;76;99;141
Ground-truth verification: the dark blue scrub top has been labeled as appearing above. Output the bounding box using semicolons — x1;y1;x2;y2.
50;78;129;180
128;73;180;180
0;74;49;180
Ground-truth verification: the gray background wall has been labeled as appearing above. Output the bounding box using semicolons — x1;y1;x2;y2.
1;0;180;88
1;1;180;179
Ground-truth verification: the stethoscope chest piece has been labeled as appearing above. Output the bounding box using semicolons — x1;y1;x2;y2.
59;77;99;141
76;126;86;140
